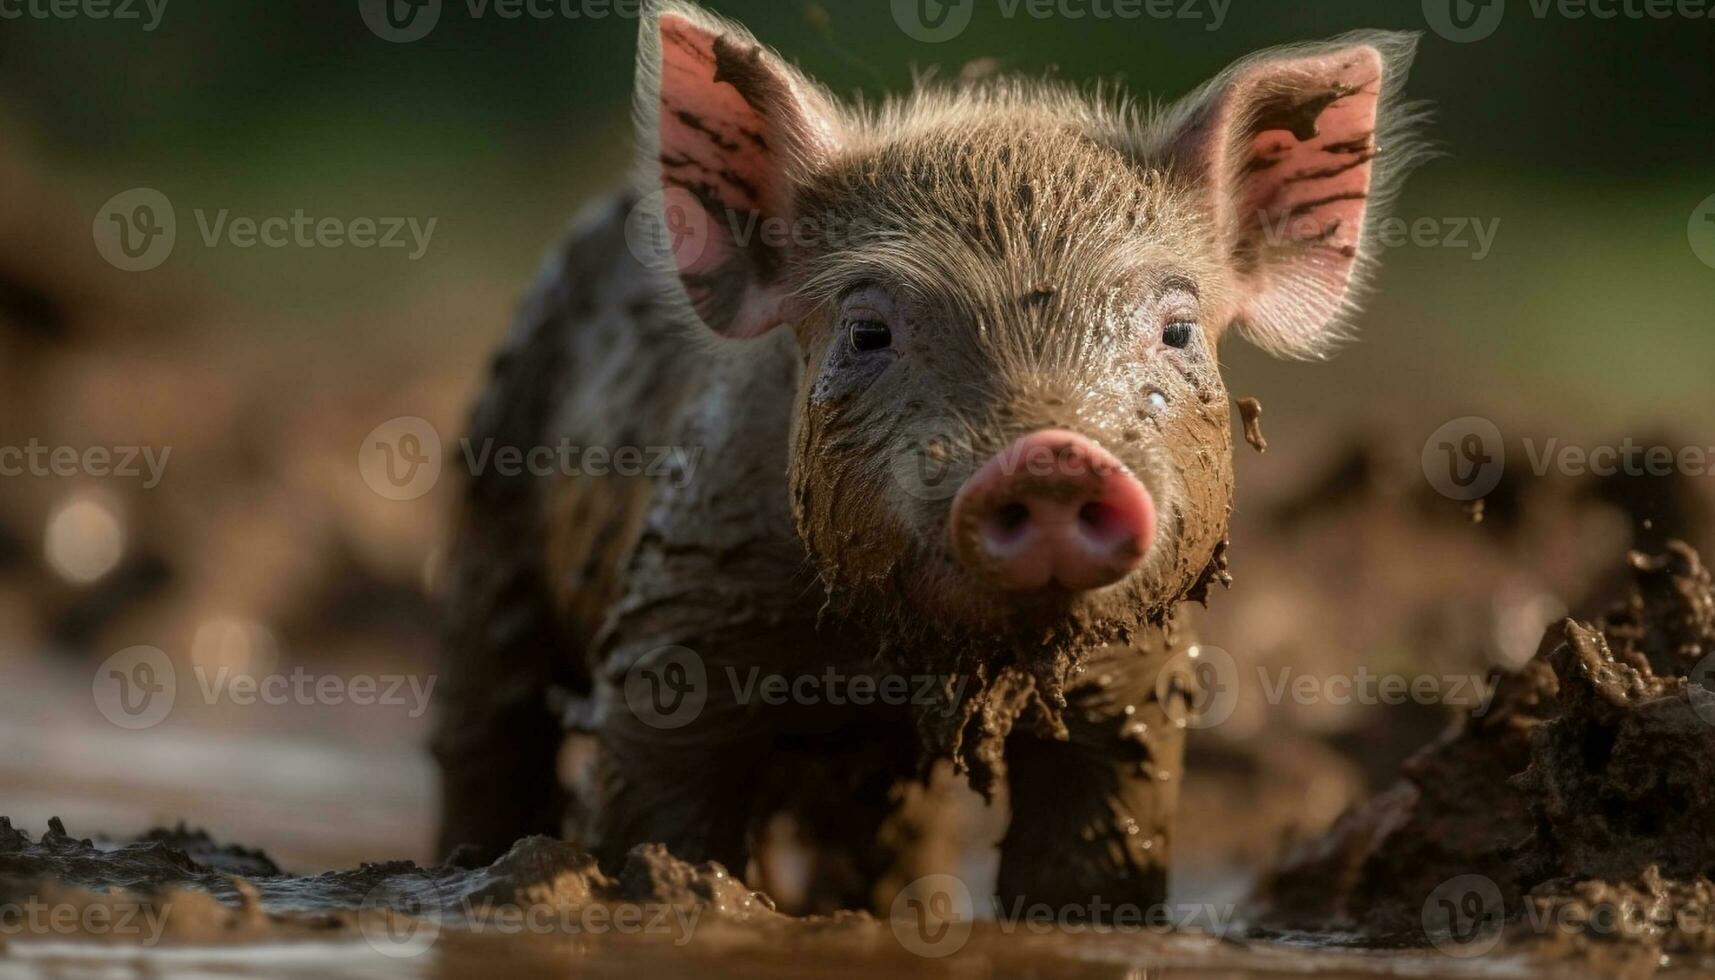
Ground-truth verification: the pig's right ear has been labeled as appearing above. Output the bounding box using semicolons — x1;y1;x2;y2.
632;1;842;340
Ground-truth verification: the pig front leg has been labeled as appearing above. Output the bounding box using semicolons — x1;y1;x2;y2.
996;636;1186;919
586;643;774;875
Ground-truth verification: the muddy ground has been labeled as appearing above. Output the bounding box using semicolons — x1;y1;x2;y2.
4;434;1714;977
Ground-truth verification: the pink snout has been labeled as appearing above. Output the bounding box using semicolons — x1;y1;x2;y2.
949;429;1156;592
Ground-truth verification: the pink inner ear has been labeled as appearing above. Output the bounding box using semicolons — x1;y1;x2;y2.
657;15;771;282
1230;48;1383;345
652;12;824;338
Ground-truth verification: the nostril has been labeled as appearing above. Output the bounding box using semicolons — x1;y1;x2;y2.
983;500;1033;550
1077;501;1131;547
995;502;1031;532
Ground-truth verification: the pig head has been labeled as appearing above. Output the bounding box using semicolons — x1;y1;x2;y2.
637;1;1422;680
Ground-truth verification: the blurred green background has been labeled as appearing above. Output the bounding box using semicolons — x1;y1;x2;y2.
2;0;1710;420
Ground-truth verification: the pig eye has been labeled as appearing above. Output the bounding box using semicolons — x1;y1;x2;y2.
848;319;893;353
1163;320;1196;349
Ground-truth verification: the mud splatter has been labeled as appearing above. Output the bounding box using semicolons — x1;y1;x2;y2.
1252;541;1715;975
1236;397;1267;454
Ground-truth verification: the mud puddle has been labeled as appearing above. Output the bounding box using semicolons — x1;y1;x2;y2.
0;813;1670;979
0;815;1562;979
6;515;1715;977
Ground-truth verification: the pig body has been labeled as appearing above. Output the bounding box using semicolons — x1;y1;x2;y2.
434;192;1190;909
434;0;1422;914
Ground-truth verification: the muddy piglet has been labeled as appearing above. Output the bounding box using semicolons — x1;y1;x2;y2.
434;0;1424;916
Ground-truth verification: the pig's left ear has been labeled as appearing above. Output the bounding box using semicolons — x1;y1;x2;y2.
632;0;842;340
1159;32;1426;358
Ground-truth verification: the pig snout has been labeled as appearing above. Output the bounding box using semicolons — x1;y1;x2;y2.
948;429;1155;592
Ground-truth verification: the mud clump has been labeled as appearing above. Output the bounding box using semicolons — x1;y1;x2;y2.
0;818;782;946
1236;397;1267;454
1253;541;1715;970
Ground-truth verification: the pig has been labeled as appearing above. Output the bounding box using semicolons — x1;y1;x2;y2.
433;0;1425;915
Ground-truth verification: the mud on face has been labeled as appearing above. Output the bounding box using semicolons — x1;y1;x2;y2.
784;122;1237;647
635;2;1423;653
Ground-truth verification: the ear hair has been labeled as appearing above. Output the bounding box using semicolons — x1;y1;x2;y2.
631;0;843;341
1151;31;1434;359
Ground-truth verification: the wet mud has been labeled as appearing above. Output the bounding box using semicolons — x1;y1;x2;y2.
1253;540;1715;976
0;817;781;946
1237;397;1268;454
0;816;1559;978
